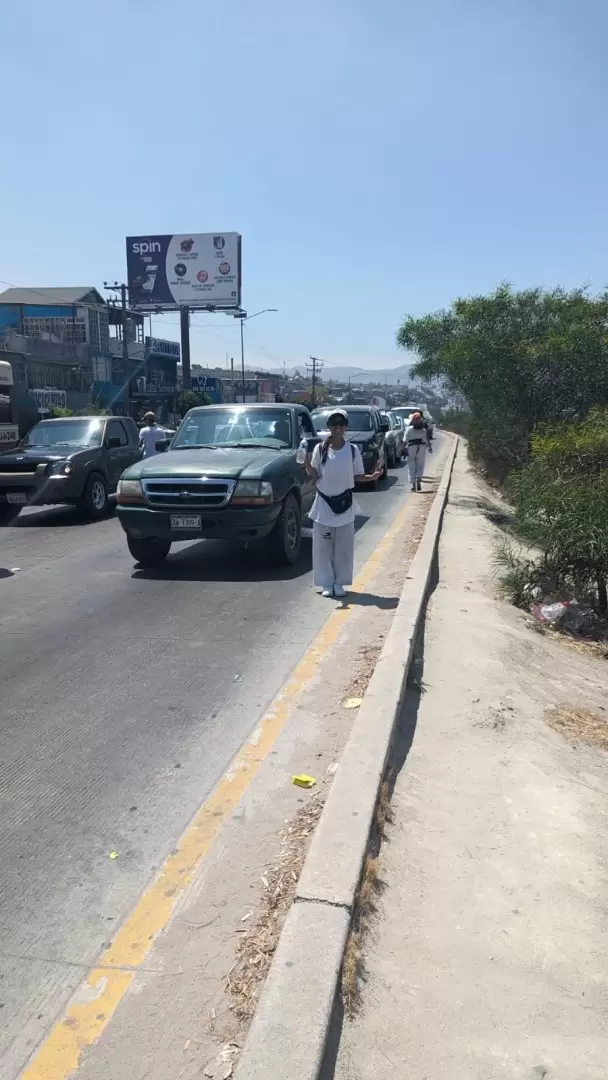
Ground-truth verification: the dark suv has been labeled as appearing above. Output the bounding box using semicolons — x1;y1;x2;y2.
116;404;319;567
311;405;389;487
0;415;141;523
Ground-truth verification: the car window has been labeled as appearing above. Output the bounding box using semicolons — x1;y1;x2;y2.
107;420;128;447
298;412;315;438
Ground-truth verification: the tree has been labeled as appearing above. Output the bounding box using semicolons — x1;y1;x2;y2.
397;284;608;479
177;390;211;413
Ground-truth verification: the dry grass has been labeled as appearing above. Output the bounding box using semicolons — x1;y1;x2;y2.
344;643;383;700
342;854;382;1016
227;796;324;1023
546;705;608;751
341;774;394;1016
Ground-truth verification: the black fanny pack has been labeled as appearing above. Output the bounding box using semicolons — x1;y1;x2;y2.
317;488;354;515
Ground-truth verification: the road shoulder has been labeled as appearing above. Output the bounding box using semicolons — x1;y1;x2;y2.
335;449;608;1079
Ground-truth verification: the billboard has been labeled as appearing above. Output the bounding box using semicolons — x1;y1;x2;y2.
126;233;241;312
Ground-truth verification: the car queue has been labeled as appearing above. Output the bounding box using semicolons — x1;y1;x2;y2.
0;401;435;587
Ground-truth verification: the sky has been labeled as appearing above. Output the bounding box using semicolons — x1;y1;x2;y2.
2;0;608;371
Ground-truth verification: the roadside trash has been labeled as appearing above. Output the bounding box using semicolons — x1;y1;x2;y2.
532;599;589;632
343;696;363;709
203;1042;240;1079
292;774;316;788
532;601;570;624
326;761;339;776
109;851;119;860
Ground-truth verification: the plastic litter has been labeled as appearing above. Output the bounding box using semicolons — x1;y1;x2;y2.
343;696;363;709
532;601;570;624
292;774;316;788
109;851;119;860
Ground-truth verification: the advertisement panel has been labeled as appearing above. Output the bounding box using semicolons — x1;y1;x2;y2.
126;233;241;312
145;337;181;358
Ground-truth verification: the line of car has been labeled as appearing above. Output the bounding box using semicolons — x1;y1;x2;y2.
0;402;432;569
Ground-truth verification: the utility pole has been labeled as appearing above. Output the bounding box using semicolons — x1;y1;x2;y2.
103;281;129;368
180;306;191;390
307;355;324;407
240;317;246;403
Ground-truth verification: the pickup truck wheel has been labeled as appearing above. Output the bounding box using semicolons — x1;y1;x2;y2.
270;493;301;565
79;473;108;518
127;536;172;567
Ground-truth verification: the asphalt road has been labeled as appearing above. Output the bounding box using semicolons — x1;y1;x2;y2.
0;452;432;1076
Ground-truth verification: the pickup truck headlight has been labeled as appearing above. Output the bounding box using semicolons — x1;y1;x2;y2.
231;480;274;506
49;461;73;477
117;478;144;505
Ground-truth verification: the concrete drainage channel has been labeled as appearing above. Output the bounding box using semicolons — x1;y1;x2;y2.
235;437;459;1080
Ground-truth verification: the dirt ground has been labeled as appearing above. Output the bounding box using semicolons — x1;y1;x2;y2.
333;448;608;1080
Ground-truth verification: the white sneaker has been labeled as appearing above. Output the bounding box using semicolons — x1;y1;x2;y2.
333;584;346;598
321;587;334;598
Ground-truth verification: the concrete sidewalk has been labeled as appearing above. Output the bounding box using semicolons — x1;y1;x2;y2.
334;449;608;1079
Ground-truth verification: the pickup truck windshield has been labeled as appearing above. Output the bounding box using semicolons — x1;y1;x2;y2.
313;411;373;432
22;420;104;449
173;409;293;449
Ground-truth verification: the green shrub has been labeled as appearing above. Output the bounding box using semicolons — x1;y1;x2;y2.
512;408;608;612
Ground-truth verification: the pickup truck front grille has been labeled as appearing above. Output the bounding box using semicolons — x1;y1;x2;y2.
142;477;236;509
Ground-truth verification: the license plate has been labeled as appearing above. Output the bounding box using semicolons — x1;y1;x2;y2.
170;514;202;530
7;493;27;505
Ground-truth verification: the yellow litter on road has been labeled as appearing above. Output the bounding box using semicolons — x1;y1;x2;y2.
292;774;316;788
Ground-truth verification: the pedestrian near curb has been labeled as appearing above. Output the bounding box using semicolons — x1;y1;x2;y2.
405;410;431;491
305;409;364;598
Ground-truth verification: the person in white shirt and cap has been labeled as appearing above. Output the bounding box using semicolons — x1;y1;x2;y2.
139;412;165;458
304;408;364;598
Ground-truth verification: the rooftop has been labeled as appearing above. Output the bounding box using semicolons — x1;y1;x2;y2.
0;286;105;307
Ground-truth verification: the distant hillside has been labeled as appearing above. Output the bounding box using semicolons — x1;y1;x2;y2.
255;362;419;385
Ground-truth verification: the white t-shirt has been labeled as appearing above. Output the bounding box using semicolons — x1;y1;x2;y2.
139;424;165;457
309;441;364;527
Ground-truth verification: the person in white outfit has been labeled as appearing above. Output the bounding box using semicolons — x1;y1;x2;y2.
139;412;166;458
305;409;364;598
404;411;431;491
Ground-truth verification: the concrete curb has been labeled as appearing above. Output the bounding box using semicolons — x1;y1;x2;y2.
236;438;459;1080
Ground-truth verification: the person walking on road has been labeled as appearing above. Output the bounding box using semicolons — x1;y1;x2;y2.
139;412;165;458
304;408;364;598
405;411;431;492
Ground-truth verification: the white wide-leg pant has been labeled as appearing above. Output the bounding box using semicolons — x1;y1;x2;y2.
312;521;355;588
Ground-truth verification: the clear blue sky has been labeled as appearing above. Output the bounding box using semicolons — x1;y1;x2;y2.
2;0;607;370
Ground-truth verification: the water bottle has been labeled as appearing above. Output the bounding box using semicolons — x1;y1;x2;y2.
296;436;308;465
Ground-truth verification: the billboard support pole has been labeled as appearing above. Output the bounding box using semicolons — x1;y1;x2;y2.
180;306;191;390
240;318;245;404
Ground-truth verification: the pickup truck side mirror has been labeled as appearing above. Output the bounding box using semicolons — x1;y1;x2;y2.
107;436;121;449
155;439;169;453
380;419;390;433
305;436;321;454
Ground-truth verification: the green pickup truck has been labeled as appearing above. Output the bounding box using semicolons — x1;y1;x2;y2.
116;403;320;567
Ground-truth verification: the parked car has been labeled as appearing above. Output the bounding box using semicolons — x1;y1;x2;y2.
311;405;389;487
381;412;405;467
116;404;320;567
0;415;142;523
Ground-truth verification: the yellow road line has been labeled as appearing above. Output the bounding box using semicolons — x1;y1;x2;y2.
21;491;422;1080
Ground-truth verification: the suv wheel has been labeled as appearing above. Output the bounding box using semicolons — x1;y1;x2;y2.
270;493;301;565
127;536;172;567
79;473;108;518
